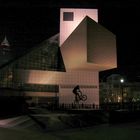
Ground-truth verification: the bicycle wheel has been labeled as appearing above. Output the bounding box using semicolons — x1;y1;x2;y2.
81;95;87;101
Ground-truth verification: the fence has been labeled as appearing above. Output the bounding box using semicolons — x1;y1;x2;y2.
100;102;140;111
35;102;140;111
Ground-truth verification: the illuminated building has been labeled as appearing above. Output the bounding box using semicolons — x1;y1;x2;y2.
0;36;12;66
0;8;117;107
100;74;140;104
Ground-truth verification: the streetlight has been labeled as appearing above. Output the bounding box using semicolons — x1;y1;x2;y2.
120;78;124;109
120;78;124;84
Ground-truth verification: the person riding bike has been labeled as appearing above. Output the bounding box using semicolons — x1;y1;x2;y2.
72;85;82;101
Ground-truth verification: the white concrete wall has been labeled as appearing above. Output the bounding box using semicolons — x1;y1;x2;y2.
15;70;99;106
60;8;98;46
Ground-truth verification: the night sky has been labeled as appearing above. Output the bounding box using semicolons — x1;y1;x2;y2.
0;0;140;80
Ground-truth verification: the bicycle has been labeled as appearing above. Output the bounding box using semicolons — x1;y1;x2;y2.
74;92;87;105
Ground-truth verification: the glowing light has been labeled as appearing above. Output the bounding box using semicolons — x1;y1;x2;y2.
120;78;124;83
117;96;121;102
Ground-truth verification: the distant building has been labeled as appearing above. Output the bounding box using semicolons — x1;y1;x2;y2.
100;74;140;104
0;36;12;66
0;8;117;107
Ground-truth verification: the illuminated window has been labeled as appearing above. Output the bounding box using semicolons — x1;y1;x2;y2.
63;12;74;21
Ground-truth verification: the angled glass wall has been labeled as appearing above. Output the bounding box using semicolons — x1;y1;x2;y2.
0;35;65;94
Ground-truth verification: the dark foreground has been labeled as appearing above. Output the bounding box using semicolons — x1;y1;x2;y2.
1;98;140;140
0;121;140;140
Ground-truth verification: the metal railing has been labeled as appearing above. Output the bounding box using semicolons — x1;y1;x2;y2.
33;102;140;111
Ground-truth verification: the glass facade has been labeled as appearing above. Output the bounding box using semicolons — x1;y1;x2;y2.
0;35;65;94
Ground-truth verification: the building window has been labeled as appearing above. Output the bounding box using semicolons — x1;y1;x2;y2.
63;12;74;21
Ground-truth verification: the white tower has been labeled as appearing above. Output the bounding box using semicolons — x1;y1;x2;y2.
60;8;98;46
1;36;10;47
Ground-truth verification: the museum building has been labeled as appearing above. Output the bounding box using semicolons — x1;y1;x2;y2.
0;8;117;107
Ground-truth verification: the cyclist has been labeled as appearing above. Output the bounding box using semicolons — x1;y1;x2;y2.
72;85;82;101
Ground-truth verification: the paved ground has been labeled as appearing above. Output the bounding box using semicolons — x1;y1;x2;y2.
0;108;140;140
0;119;140;140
